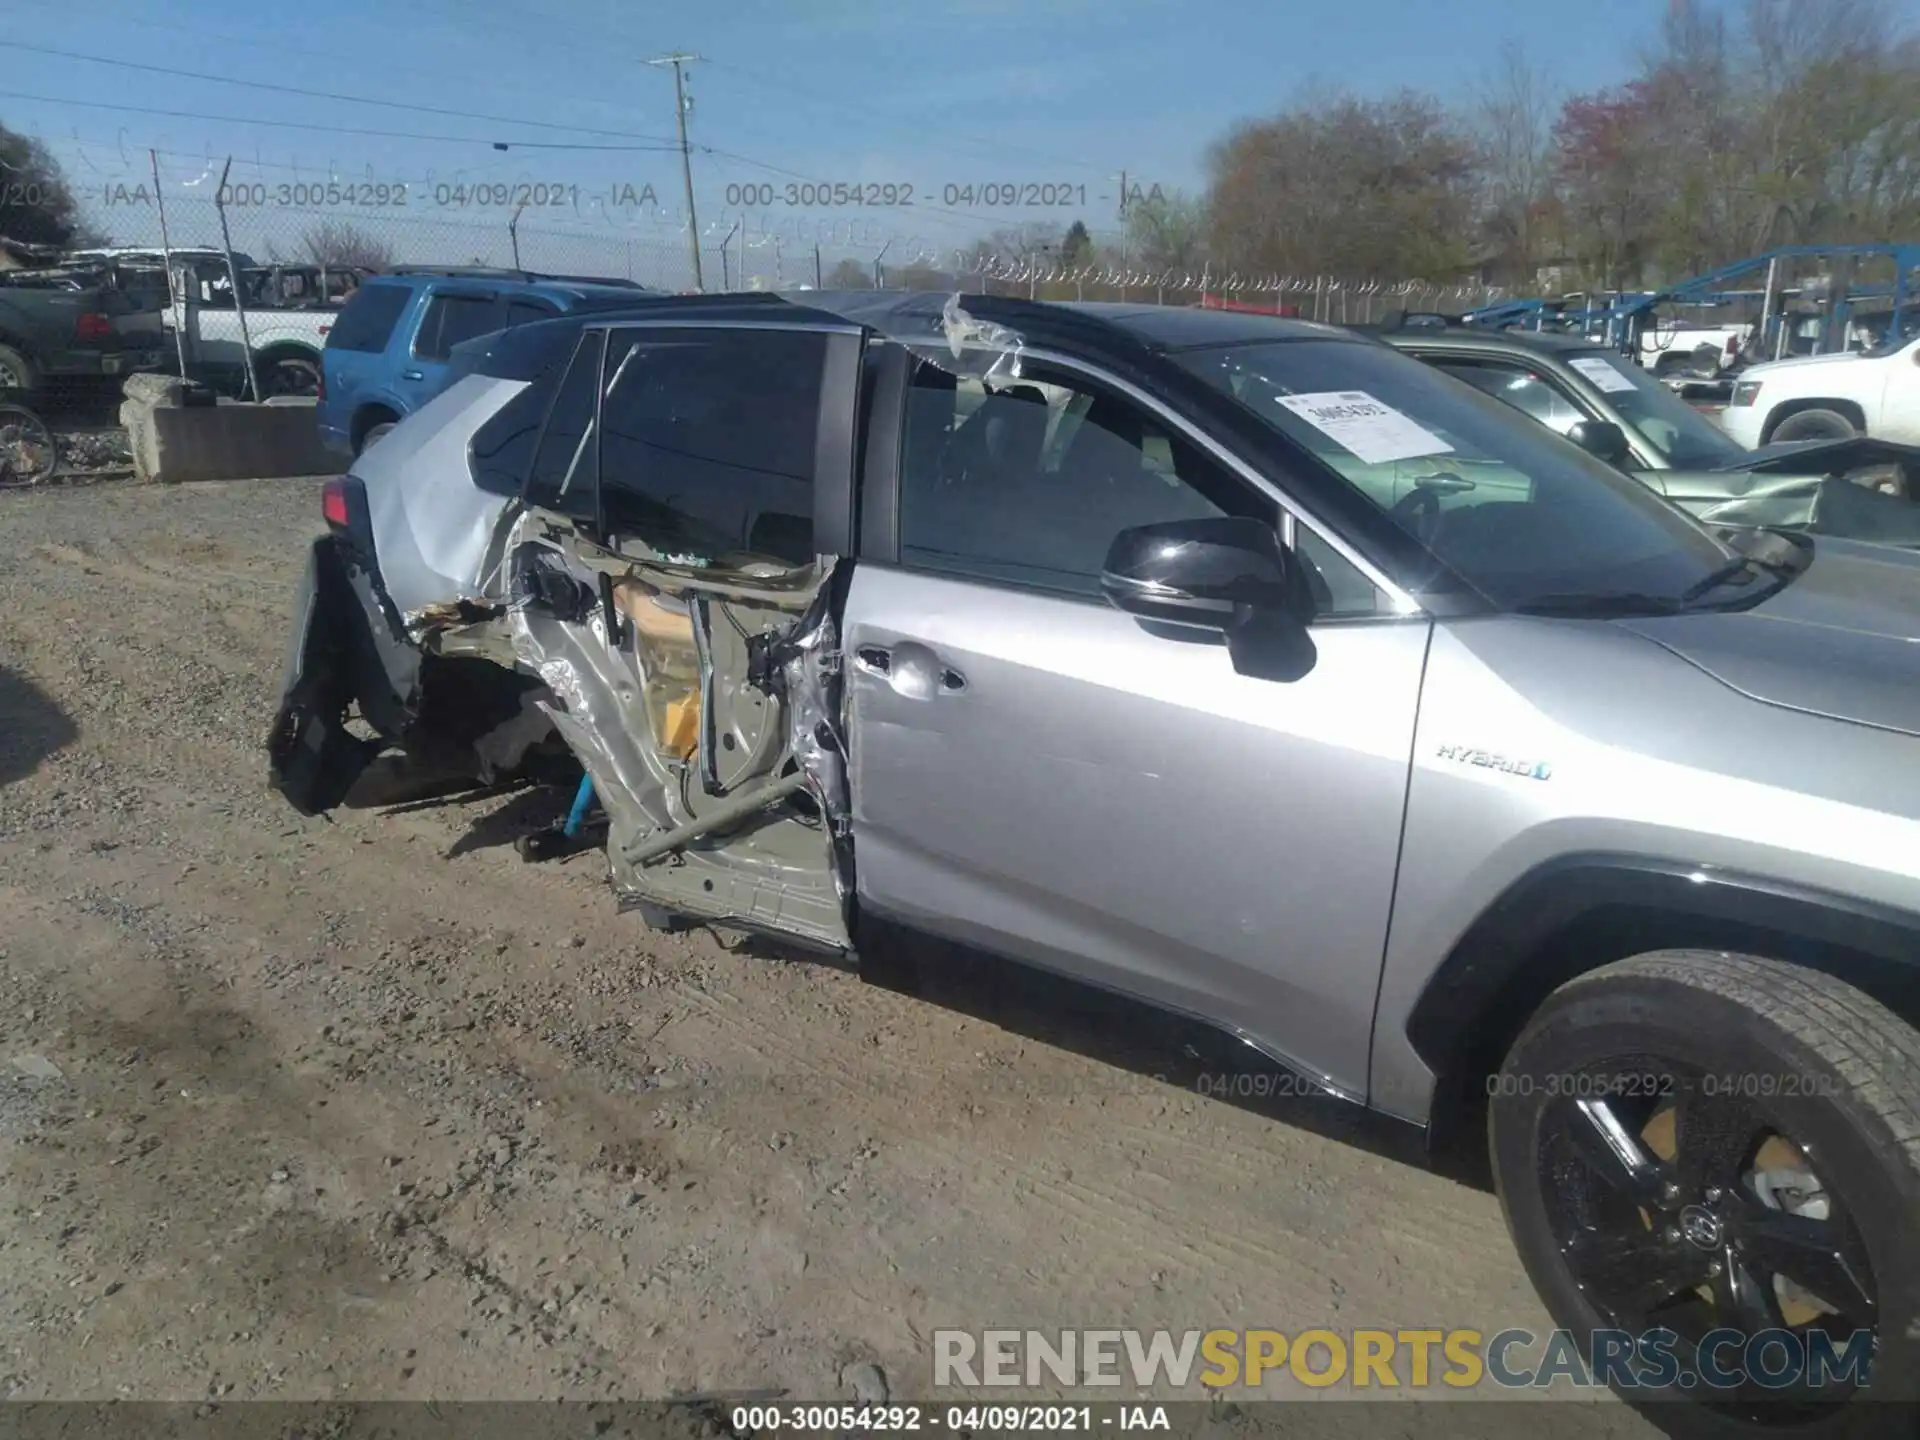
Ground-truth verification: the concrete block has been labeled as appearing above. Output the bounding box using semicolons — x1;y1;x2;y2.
120;384;336;483
121;371;185;407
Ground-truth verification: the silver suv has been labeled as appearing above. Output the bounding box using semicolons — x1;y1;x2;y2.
269;292;1919;1429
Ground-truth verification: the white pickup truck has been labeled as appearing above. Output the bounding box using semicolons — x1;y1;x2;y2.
68;247;346;396
1635;318;1753;377
1719;332;1920;447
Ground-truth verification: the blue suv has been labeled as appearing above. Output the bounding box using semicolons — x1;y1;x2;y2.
317;268;657;459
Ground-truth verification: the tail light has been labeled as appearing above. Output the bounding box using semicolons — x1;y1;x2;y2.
321;478;352;529
75;312;114;340
316;363;326;401
320;476;374;561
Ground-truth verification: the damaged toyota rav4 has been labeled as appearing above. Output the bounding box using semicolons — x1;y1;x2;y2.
270;291;1920;1430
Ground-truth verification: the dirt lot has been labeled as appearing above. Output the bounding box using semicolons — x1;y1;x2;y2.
0;478;1653;1431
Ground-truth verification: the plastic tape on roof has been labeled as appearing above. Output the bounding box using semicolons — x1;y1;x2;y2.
936;293;1026;383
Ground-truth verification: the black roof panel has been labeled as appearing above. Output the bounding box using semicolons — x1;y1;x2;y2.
516;289;1370;362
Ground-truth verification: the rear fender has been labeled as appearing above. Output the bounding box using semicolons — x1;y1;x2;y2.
266;535;421;814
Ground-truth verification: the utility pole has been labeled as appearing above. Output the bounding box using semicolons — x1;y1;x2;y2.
648;51;704;291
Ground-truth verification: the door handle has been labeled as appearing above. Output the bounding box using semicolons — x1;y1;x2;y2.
855;642;965;698
401;369;424;381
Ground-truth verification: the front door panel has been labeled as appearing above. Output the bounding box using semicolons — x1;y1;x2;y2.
842;565;1431;1099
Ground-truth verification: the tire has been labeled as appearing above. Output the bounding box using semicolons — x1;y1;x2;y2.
1491;951;1920;1437
1770;409;1858;444
261;352;321;398
0;403;57;487
0;343;40;395
357;421;397;454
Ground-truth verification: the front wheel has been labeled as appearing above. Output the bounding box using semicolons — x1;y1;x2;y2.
1770;409;1858;444
1491;951;1919;1436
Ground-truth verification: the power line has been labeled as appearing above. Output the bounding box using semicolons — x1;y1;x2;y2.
50;0;669;122
0;90;679;151
0;40;678;144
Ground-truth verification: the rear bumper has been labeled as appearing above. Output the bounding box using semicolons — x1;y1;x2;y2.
43;348;167;378
266;534;422;814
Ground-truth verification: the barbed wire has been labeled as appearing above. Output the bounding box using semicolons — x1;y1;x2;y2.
16;141;1510;314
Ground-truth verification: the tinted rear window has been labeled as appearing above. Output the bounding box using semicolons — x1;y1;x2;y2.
446;316;583;384
326;282;411;353
506;298;557;327
415;293;503;361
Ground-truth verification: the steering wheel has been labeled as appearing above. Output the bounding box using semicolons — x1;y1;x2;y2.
1388;484;1443;543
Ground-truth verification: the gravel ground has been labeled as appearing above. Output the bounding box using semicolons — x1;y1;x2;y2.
0;478;1655;1432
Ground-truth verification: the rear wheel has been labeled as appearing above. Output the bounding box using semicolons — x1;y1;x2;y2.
1769;409;1858;444
357;420;397;454
1491;951;1920;1436
0;343;39;394
261;352;321;398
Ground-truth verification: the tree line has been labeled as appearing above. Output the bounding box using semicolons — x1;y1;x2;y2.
838;0;1920;297
11;0;1916;298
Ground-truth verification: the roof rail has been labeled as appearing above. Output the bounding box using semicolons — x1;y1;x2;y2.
386;264;528;279
382;264;648;289
528;272;650;289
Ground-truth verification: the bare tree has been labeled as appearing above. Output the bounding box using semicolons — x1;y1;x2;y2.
1207;93;1477;282
1124;191;1207;280
824;257;874;289
1471;41;1559;282
0;123;98;248
299;219;396;271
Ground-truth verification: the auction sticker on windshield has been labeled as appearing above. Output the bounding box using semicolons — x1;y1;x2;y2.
1276;391;1454;465
1568;355;1638;394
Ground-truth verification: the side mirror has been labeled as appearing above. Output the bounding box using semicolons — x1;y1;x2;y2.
1566;419;1631;467
1100;517;1317;682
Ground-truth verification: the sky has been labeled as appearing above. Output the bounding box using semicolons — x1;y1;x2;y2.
0;0;1837;282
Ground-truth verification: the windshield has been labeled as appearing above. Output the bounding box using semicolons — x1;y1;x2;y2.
1174;337;1745;610
1557;349;1749;468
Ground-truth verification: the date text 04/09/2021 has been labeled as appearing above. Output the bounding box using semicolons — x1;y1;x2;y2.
728;1405;1171;1431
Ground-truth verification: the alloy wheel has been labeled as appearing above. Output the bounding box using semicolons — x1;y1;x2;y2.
1538;1061;1878;1420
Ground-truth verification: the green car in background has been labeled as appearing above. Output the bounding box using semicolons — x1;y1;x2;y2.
1368;318;1920;545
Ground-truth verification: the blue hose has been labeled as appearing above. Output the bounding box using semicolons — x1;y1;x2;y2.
563;774;595;838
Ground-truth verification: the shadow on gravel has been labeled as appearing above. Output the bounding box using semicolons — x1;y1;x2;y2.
0;665;78;789
859;916;1495;1193
443;784;574;859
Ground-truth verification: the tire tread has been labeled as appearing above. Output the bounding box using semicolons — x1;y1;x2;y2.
1552;949;1920;1167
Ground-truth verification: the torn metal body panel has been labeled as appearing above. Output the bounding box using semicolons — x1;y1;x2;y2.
1688;470;1920;544
499;509;851;951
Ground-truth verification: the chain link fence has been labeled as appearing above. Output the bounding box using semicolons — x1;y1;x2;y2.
85;191;709;289
73;174;1505;320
